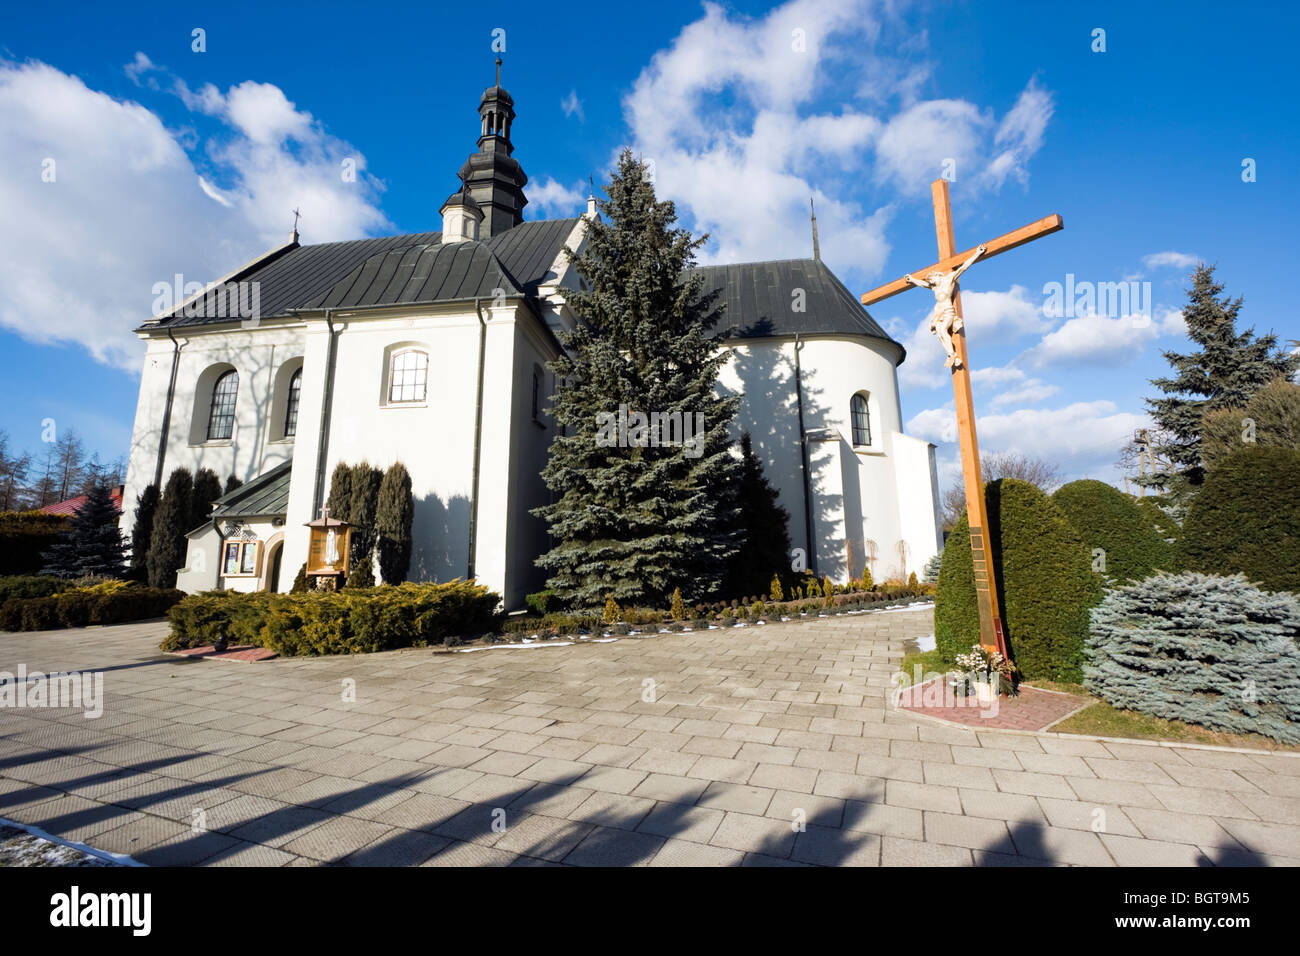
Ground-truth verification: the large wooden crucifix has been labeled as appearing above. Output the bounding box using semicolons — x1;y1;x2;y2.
861;179;1062;656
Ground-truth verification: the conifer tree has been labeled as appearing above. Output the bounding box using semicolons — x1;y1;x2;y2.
147;468;193;588
190;467;223;530
325;462;352;521
41;483;126;578
128;483;159;581
375;462;414;584
1137;265;1298;501
535;150;740;608
347;462;383;569
224;475;243;495
721;433;792;598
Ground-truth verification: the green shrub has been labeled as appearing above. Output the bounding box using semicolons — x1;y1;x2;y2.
1136;496;1180;545
19;596;60;631
164;591;275;649
526;589;556;616
56;591;92;628
937;479;1103;682
1051;479;1174;585
1085;573;1300;743
165;581;502;656
290;563;308;593
1176;446;1300;593
1;585;182;632
345;552;375;589
0;575;64;604
89;587;183;625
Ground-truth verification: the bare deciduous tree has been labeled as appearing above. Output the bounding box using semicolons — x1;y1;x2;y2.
941;452;1065;529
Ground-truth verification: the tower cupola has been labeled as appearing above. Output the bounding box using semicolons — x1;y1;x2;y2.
458;57;528;237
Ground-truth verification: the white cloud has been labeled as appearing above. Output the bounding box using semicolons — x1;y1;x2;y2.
1020;312;1164;368
561;89;584;122
988;378;1059;408
908;399;1147;485
1142;250;1197;271
623;0;1053;281
0;57;391;369
528;177;586;218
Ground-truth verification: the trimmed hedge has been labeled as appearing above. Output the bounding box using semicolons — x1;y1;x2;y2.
0;575;64;604
1136;496;1180;545
1085;573;1300;743
0;512;69;576
1051;479;1174;585
1176;446;1300;593
1;585;183;632
164;581;504;656
937;478;1103;682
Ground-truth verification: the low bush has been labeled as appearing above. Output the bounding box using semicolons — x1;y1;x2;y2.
1084;573;1300;744
2;584;182;632
526;589;557;616
0;575;64;604
164;581;502;656
163;591;276;650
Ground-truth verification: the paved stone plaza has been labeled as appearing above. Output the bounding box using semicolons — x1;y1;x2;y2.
1;609;1298;866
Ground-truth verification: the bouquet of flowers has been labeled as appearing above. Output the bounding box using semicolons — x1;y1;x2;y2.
951;643;1019;697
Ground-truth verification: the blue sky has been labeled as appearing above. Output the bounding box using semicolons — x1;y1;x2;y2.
2;0;1297;492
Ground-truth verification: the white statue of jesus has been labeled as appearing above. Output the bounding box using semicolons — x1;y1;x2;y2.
905;243;987;369
325;528;339;566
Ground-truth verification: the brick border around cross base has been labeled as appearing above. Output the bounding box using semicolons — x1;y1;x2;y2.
896;677;1093;731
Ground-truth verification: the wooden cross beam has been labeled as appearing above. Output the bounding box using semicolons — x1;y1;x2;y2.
861;212;1062;306
861;180;1063;658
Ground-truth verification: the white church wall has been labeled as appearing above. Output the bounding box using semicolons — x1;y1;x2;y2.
717;334;939;583
274;303;549;608
502;313;561;606
120;323;306;557
282;310;486;589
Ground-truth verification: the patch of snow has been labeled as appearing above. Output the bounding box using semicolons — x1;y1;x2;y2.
915;633;936;652
455;641;575;653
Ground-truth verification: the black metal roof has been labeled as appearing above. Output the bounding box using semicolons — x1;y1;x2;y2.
148;219;580;329
211;460;292;519
689;258;902;357
145;223;901;359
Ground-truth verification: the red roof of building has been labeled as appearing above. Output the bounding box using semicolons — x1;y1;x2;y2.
40;485;124;517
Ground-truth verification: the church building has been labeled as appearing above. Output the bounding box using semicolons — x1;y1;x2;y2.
118;62;943;609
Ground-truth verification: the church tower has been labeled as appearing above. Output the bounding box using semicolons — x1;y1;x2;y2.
458;57;528;238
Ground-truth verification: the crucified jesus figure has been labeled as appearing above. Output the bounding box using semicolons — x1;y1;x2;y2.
905;243;987;369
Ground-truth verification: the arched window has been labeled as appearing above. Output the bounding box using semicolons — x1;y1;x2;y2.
389;349;428;403
850;393;872;447
206;370;239;440
283;368;302;437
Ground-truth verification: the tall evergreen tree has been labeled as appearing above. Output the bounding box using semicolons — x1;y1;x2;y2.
224;474;243;495
128;483;159;581
347;462;383;570
721;433;791;598
190;467;223;530
375;462;414;584
534;149;740;608
147;468;193;588
325;462;352;522
1137;265;1299;501
40;483;126;578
